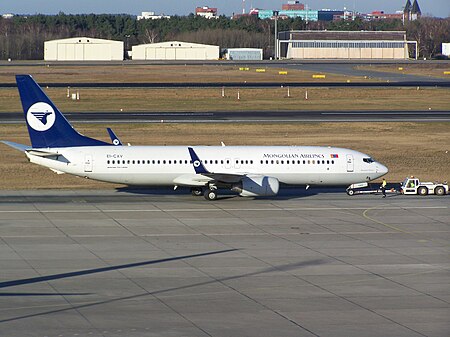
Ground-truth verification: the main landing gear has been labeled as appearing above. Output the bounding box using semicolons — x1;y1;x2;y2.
203;189;218;201
191;187;203;196
190;187;218;200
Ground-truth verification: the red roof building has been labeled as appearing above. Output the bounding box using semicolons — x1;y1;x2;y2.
282;1;305;11
195;6;218;19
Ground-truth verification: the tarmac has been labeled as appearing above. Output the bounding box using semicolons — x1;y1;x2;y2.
0;188;449;337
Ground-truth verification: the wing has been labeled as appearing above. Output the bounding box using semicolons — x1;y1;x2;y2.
174;147;246;186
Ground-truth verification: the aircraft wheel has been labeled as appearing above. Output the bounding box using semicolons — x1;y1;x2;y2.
204;189;217;201
191;187;203;196
418;186;428;196
435;186;445;196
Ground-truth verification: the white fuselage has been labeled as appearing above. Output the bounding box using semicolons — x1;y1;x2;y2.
26;145;388;187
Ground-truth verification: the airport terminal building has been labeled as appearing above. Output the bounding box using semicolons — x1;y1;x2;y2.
278;31;411;59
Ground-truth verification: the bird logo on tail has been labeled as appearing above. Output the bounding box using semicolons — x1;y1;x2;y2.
26;102;56;131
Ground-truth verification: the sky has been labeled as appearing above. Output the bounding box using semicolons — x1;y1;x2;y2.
2;0;449;18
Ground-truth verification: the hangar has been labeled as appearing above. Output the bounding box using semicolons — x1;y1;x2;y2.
44;37;124;61
132;41;219;60
278;31;414;60
224;48;263;60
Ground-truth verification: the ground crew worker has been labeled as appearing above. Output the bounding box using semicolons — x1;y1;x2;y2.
381;178;387;198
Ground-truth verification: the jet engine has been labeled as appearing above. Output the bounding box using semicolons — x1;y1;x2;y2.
232;176;279;197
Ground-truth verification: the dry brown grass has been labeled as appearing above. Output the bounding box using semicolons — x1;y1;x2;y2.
0;64;365;84
1;87;449;112
357;64;450;79
1;122;449;190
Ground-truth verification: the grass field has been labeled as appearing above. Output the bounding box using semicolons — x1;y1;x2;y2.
1;122;449;190
1;87;449;112
0;64;367;84
357;63;450;79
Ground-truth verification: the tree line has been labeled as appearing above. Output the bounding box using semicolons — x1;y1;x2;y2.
0;13;448;60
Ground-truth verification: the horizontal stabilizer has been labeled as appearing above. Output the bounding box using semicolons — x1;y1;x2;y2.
1;140;30;152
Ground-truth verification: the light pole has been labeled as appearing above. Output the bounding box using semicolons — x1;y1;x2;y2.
273;10;279;60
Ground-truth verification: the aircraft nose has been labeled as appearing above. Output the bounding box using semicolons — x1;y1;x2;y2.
377;163;389;176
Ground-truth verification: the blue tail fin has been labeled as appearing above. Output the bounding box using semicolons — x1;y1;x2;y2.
16;75;110;148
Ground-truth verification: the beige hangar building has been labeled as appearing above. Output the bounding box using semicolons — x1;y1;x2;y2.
44;37;124;61
132;41;219;60
278;31;413;60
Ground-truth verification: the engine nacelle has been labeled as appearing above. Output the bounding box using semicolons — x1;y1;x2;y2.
232;176;280;197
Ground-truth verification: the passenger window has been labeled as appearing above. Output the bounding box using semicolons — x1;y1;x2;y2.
107;160;110;164
327;160;329;164
163;160;166;164
332;160;334;164
308;160;310;164
303;160;306;164
271;160;274;164
221;160;224;164
250;160;253;164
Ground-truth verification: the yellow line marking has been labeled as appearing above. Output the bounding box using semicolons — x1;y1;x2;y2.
362;206;415;235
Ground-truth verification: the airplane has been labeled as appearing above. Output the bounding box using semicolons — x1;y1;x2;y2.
2;75;388;200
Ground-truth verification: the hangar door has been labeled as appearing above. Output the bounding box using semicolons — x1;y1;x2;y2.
57;43;84;60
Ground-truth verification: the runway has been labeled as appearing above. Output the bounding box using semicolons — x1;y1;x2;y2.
2;110;450;124
0;189;449;336
1;80;449;88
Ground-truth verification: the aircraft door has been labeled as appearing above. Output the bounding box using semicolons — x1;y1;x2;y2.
346;154;354;172
84;154;93;172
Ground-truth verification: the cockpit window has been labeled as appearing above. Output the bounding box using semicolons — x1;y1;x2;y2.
363;157;374;163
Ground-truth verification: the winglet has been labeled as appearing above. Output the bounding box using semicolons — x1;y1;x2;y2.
188;147;210;174
107;128;123;146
